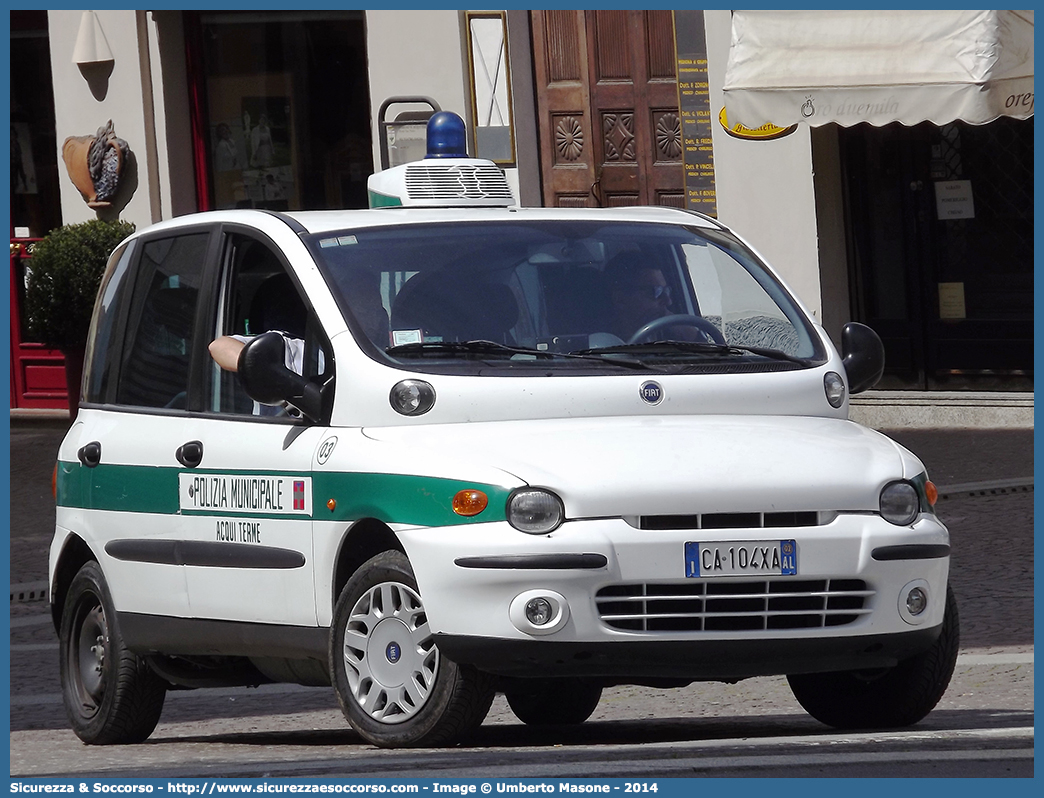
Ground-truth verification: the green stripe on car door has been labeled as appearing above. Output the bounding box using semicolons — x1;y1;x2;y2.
57;462;511;526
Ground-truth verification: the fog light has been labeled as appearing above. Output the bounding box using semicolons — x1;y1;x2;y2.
906;587;928;616
509;589;569;636
898;579;931;625
525;597;554;626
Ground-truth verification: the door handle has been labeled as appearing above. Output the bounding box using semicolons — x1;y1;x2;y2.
176;440;204;469
77;441;102;468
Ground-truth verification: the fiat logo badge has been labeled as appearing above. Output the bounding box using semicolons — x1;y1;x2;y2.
386;642;401;663
640;381;663;405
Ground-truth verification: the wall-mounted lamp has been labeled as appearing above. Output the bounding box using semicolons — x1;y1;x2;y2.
73;11;115;100
72;10;114;65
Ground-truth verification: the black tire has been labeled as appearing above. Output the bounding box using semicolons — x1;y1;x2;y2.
59;561;167;744
329;550;496;748
788;584;960;729
505;678;603;726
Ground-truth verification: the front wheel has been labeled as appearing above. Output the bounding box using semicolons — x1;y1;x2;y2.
59;561;167;744
505;678;603;726
788;584;960;729
329;550;496;747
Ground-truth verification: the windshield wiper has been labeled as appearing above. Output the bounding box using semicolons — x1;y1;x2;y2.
385;340;655;370
387;340;544;358
574;340;813;365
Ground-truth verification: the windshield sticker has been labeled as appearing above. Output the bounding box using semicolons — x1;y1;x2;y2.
392;329;423;346
179;474;311;515
318;235;359;248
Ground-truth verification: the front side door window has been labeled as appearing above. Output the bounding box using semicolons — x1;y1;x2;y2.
206;231;331;416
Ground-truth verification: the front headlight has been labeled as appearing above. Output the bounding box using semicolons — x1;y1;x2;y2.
880;481;920;525
507;488;564;534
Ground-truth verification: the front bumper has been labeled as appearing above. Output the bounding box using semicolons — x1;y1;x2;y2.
435;627;941;680
398;512;950;679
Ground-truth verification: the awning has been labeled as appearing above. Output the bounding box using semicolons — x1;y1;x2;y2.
723;10;1034;128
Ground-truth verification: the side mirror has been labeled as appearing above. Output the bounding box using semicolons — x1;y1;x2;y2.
237;332;324;423
841;322;885;394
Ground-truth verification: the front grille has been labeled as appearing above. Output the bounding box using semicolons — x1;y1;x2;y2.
638;511;824;530
595;579;872;632
405;163;514;201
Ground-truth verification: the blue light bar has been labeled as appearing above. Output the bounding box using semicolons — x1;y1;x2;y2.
425;111;468;158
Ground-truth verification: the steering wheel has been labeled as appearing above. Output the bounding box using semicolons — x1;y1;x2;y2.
628;314;726;345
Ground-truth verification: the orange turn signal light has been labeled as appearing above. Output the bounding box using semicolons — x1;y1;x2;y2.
453;489;488;517
925;480;938;507
327;498;337;511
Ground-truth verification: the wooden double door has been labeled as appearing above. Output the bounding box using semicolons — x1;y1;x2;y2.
530;10;684;208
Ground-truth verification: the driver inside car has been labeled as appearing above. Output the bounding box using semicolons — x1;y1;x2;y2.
605;251;710;343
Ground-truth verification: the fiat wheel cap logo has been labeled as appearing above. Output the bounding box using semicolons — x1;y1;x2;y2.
640;381;663;405
386;642;401;663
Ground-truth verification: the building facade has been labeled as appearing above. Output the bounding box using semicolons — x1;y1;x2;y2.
9;10;1033;412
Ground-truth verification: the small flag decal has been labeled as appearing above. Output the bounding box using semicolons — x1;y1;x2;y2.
293;480;305;510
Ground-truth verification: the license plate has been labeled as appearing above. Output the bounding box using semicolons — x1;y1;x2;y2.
684;540;797;578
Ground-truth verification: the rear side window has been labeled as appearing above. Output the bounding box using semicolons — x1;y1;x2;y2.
115;233;210;409
82;241;135;404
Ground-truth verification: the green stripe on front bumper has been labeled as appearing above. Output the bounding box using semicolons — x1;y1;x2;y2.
56;462;511;527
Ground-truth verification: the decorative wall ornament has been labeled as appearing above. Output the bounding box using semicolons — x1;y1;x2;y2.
62;120;131;208
655;112;683;160
602;112;635;162
554;116;584;162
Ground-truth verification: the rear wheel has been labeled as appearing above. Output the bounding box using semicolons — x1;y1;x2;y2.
505;678;603;726
330;550;496;747
788;584;959;729
59;561;167;744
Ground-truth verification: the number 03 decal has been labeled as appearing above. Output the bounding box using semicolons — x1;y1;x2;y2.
317;436;338;465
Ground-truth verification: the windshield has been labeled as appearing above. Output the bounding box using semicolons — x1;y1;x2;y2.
305;220;825;374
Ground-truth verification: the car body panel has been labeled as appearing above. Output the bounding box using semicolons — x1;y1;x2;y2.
49;203;950;691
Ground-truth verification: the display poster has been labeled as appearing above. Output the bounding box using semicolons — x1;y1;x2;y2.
934;180;975;220
207;74;298;210
938;281;967;320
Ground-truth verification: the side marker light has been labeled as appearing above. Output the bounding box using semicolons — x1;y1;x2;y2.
453;490;488;517
925;480;938;507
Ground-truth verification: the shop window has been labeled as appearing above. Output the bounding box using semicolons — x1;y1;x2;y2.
193;11;373;211
10;10;62;238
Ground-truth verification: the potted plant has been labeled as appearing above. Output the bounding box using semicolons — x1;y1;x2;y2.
24;219;135;418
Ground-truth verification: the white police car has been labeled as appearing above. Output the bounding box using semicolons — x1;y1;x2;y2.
49;113;957;748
